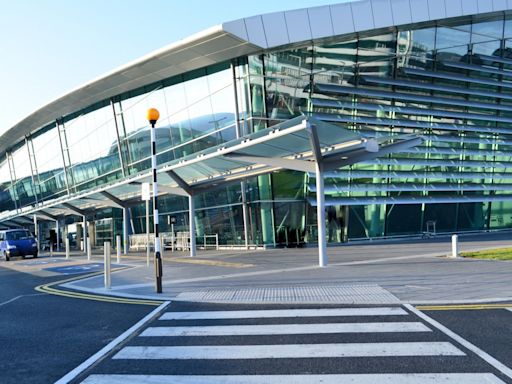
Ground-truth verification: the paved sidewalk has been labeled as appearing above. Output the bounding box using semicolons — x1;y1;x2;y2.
37;231;512;305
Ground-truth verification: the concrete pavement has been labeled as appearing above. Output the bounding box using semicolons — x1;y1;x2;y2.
24;231;507;305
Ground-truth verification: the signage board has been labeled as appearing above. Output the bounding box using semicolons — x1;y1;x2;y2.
141;182;151;201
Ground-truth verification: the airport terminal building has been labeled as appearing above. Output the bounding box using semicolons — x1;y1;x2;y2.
2;0;512;250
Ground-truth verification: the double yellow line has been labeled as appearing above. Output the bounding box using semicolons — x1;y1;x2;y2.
35;269;164;306
417;303;512;311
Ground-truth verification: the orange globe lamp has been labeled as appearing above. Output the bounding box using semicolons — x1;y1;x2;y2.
147;108;160;125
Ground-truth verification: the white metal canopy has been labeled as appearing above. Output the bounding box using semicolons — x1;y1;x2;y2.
1;116;421;266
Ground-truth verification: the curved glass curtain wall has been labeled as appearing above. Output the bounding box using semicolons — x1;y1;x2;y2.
251;12;512;240
117;65;237;175
0;61;256;245
4;12;512;244
0;64;238;204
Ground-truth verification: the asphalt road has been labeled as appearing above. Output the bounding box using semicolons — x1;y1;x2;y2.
426;308;512;370
76;301;512;384
0;265;154;384
2;254;512;384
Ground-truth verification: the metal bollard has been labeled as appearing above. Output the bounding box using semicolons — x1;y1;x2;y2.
65;238;70;259
204;234;207;250
50;243;53;258
216;233;219;251
116;235;121;264
87;238;91;261
104;241;111;289
451;234;458;258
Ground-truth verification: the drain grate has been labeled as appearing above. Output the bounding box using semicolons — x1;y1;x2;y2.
175;284;400;304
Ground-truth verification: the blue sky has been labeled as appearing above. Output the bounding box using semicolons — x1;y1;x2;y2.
0;0;341;134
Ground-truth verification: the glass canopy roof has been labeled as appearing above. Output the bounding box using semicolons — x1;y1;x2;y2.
0;116;420;222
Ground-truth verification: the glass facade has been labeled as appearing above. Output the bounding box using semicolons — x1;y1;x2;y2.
3;11;512;244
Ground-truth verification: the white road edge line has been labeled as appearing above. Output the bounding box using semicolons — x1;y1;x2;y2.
405;304;512;381
0;293;45;307
54;301;170;384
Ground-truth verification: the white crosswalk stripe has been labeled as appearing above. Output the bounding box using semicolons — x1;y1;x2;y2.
78;306;508;384
159;307;407;320
113;341;464;360
140;321;431;336
81;373;507;384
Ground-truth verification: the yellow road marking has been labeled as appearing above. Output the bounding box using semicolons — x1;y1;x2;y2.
416;303;512;311
34;269;164;306
165;257;254;268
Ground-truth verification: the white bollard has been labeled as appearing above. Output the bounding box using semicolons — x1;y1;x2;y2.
146;235;150;267
216;233;219;251
451;234;458;258
116;235;121;264
65;238;70;259
104;241;111;289
87;238;91;261
171;223;175;252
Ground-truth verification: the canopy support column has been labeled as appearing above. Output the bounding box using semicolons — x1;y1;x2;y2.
189;195;196;257
316;162;327;267
306;120;328;267
167;170;196;258
99;191;129;255
82;215;87;254
33;215;39;251
56;220;60;252
123;207;129;255
241;180;249;250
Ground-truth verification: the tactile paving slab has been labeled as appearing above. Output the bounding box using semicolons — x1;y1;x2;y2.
175;284;400;304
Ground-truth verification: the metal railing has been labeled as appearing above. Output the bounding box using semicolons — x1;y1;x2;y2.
129;232;219;251
174;232;219;251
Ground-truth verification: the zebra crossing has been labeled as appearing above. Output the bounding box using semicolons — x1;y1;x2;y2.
79;304;508;383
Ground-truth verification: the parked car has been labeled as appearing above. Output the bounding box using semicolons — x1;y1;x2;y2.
0;229;38;261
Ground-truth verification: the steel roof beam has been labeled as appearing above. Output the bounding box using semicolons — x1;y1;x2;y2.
100;191;127;209
129;181;189;197
166;171;194;196
61;202;86;216
322;136;422;171
305;121;323;164
37;210;60;221
225;153;315;173
13;216;34;224
0;220;23;228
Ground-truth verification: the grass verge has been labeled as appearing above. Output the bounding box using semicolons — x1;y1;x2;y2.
461;248;512;260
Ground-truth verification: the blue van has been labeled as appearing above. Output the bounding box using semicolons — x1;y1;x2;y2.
0;229;38;261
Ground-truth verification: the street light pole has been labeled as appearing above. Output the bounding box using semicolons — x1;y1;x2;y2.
147;108;162;293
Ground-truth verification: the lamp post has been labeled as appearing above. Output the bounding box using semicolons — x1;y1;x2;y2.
147;107;162;293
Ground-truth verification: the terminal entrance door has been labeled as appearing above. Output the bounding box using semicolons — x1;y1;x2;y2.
327;205;348;243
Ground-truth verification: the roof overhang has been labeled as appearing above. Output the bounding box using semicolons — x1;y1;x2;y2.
0;26;262;158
